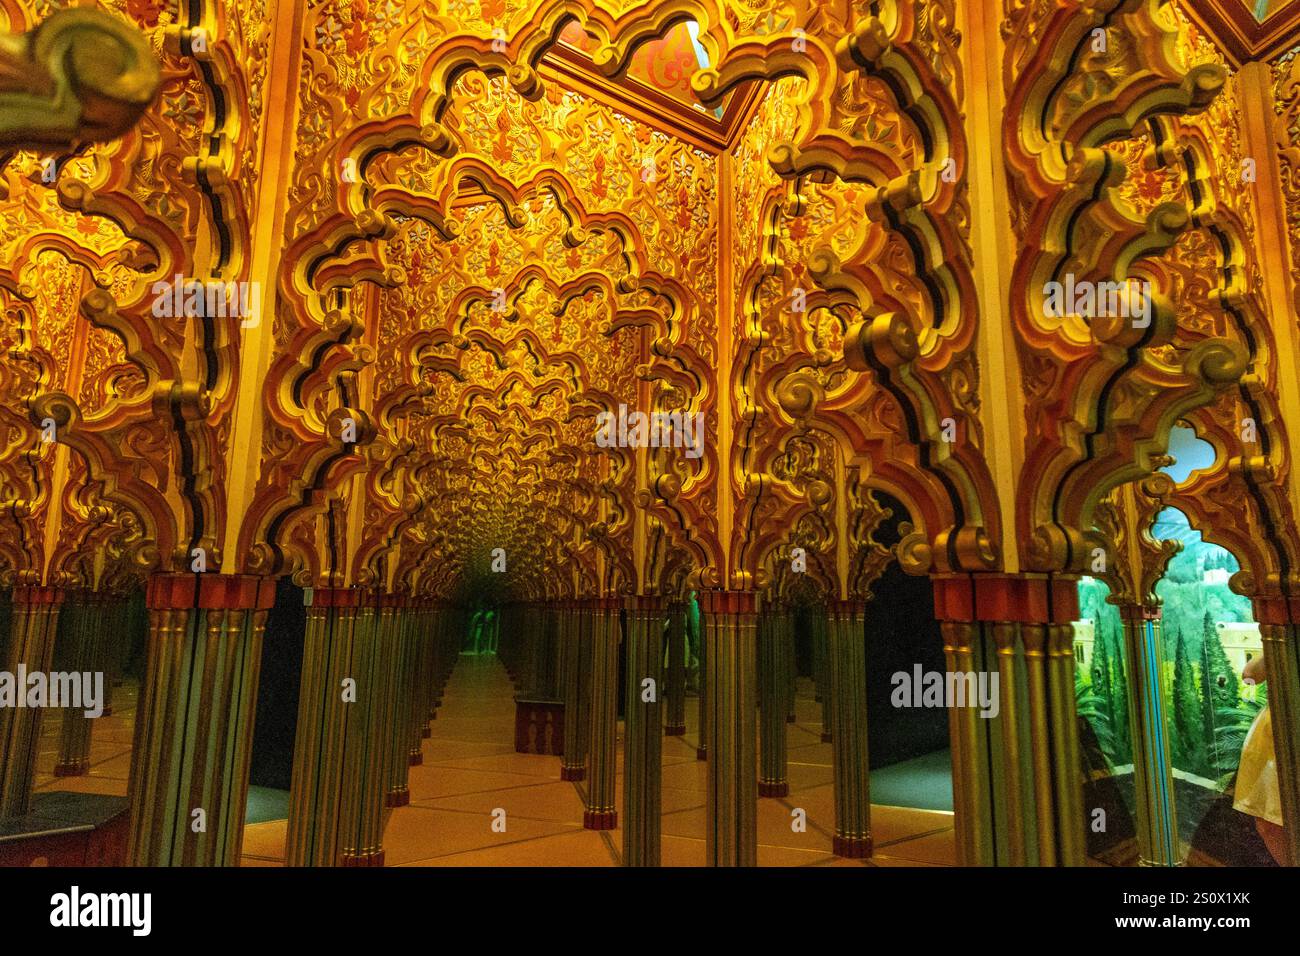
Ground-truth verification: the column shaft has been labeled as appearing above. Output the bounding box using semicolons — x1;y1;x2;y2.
127;574;273;866
54;593;100;777
560;601;586;781
758;606;789;797
701;590;757;866
584;597;619;829
0;586;64;817
812;607;832;742
665;601;687;735
1258;616;1300;866
696;607;709;761
829;600;871;857
623;597;665;866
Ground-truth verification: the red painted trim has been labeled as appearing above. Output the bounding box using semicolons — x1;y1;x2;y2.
697;590;757;615
583;809;617;830
10;586;65;606
833;834;873;859
931;574;1080;624
146;574;276;611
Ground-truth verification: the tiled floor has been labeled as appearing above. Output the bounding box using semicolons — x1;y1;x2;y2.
30;680;138;799
242;652;956;867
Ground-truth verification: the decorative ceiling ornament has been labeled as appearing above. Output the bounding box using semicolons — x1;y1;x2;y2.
0;8;161;151
1004;0;1250;575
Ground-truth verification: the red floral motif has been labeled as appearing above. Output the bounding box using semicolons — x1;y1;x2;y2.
1132;167;1169;205
126;0;164;27
345;19;368;56
492;111;513;163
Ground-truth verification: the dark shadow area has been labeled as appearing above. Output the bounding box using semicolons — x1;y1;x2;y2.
248;578;305;793
864;562;949;768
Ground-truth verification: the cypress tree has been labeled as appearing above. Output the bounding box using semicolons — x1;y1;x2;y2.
1171;628;1202;772
1201;611;1239;712
1090;619;1111;707
1107;617;1131;763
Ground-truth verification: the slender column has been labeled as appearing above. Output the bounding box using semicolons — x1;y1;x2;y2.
758;605;789;797
664;600;687;735
427;602;443;716
410;603;432;743
54;592;98;777
584;596;619;829
812;606;833;742
546;603;563;699
285;587;357;866
991;620;1031;865
828;599;871;857
940;618;990;865
127;574;273;866
560;600;586;781
525;604;545;697
932;574;1085;867
1255;600;1300;866
696;606;709;761
385;599;415;807
286;588;399;867
784;610;798;724
1116;605;1179;865
700;590;758;866
95;597;129;718
337;597;389;866
576;600;593;771
0;586;65;817
623;596;666;865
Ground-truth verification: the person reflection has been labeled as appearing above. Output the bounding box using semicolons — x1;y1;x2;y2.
1233;651;1287;865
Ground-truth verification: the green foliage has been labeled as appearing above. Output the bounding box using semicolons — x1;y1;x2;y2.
1148;508;1256;782
1171;628;1208;775
1200;611;1239;713
1211;695;1267;783
1075;577;1131;766
1074;669;1117;764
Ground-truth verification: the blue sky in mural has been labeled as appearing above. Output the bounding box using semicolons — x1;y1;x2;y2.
1160;424;1216;484
1152;506;1254;638
685;21;724;118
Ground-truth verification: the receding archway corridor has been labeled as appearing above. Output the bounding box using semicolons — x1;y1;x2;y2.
2;0;1298;894
240;652;955;867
